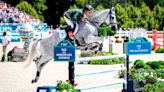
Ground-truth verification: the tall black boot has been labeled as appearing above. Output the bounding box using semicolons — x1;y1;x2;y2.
1;55;5;62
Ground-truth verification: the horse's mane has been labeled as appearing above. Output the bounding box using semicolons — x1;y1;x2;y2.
88;9;110;20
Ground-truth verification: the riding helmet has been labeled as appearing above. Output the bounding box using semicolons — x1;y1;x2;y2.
83;4;93;11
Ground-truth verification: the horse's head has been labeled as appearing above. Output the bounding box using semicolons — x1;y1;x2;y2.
88;7;118;31
104;7;117;31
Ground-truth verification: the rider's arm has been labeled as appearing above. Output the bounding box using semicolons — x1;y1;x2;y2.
64;10;72;19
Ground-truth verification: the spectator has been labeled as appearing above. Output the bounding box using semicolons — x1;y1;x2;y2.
1;32;10;62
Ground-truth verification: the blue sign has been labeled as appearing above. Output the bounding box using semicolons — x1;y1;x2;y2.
126;37;151;55
0;24;21;32
54;40;75;62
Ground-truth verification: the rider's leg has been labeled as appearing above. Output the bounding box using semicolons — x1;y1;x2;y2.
73;22;79;35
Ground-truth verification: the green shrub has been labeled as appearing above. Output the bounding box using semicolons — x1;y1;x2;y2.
98;23;116;36
144;82;164;92
81;52;114;57
133;60;146;69
160;65;164;69
87;58;124;65
118;69;126;78
158;61;164;66
146;61;161;69
145;75;157;84
156;69;164;79
143;64;151;69
56;81;77;92
83;52;124;65
155;48;164;53
130;69;158;86
134;60;144;65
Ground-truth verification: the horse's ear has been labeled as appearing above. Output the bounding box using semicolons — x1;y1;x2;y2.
111;7;115;11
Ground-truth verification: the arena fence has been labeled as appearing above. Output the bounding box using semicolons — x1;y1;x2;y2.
75;54;126;90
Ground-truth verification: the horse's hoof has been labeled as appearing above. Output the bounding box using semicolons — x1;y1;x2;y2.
31;79;36;84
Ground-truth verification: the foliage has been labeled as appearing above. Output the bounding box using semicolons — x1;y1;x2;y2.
81;52;114;57
119;60;164;91
32;0;48;21
155;48;164;53
134;59;144;65
32;0;47;14
83;52;124;65
95;5;105;10
153;4;164;29
114;2;164;30
115;3;131;29
16;1;39;19
4;0;164;28
131;69;158;85
74;0;87;7
87;57;124;65
132;59;149;69
144;82;164;92
131;60;164;78
98;23;116;36
56;80;78;92
118;69;126;78
156;69;164;79
146;61;161;69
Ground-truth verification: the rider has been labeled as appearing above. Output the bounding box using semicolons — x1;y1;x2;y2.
64;4;93;37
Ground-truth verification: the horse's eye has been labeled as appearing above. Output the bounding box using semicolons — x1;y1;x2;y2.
111;17;114;20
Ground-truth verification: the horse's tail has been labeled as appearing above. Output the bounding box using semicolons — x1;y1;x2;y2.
24;40;40;68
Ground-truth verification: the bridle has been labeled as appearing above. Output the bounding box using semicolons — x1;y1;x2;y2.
104;9;117;25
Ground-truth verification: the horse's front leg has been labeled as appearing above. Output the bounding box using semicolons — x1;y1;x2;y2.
31;56;50;83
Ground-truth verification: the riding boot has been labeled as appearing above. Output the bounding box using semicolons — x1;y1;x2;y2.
65;25;72;39
1;55;5;62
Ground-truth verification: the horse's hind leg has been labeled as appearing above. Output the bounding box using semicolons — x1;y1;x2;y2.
31;56;50;83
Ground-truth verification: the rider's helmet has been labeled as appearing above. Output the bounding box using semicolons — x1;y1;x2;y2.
83;4;93;12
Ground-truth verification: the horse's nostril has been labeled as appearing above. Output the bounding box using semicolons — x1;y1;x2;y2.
111;26;116;31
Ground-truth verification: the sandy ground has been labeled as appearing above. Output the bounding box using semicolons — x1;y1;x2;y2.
0;42;163;92
0;42;125;92
0;62;125;92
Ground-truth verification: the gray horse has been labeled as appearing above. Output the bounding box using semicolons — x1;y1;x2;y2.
27;8;117;83
75;8;117;52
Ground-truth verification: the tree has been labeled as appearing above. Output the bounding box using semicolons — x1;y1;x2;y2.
130;0;144;7
74;0;87;7
115;3;134;29
144;0;160;10
158;0;164;7
153;4;164;30
3;0;164;28
95;5;105;10
126;4;141;28
32;0;48;20
16;1;39;19
138;3;151;29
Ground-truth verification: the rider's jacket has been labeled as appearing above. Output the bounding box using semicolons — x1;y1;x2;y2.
64;9;83;23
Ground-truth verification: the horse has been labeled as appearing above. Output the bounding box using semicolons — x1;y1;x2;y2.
27;7;117;83
75;7;117;52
